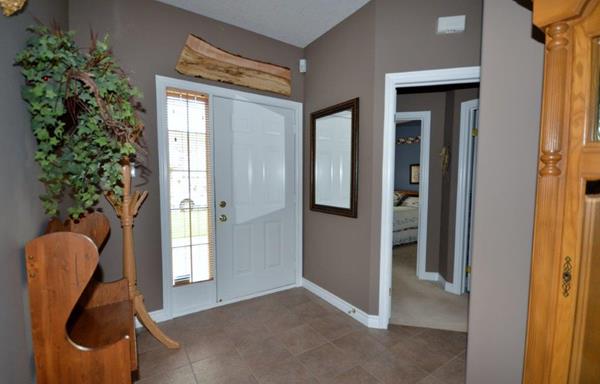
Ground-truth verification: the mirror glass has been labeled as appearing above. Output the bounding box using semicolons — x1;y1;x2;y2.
310;98;358;217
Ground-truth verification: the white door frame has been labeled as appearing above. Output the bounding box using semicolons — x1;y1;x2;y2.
156;75;303;321
394;111;431;281
379;67;480;329
447;99;479;295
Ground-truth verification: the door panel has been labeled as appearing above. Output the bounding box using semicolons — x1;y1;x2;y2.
570;194;600;383
214;97;297;302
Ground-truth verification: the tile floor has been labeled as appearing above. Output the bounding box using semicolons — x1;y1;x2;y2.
136;288;466;384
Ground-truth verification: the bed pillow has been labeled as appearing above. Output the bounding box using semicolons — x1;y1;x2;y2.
402;196;420;208
393;191;404;206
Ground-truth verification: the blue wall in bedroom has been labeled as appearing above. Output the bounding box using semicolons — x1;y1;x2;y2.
395;121;421;191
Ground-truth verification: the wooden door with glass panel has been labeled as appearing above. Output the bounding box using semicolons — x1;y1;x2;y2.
524;0;600;382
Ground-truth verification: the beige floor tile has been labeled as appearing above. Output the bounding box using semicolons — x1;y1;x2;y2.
331;331;388;363
391;330;465;373
430;354;466;384
257;357;319;384
289;300;333;322
362;353;428;384
135;365;196;384
325;366;381;384
264;310;305;334
138;347;190;379
133;289;468;384
237;336;293;378
276;324;328;355
363;324;421;348
185;331;237;363
191;350;254;384
417;375;447;384
297;343;359;381
308;313;361;341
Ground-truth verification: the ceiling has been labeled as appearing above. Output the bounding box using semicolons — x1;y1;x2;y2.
156;0;371;47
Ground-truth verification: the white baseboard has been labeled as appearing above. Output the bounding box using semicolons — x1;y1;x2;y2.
136;283;301;328
444;281;463;295
302;278;383;329
135;309;170;328
417;272;462;295
418;271;442;282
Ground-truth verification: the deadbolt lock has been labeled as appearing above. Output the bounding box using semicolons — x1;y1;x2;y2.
219;201;227;208
219;214;228;222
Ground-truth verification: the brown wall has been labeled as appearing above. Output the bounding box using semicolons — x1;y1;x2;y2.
0;2;69;383
303;2;376;313
466;0;543;382
304;0;482;314
396;91;447;274
68;0;305;310
367;0;483;313
396;86;479;282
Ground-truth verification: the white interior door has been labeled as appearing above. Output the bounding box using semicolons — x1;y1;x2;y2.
213;97;298;302
465;107;479;292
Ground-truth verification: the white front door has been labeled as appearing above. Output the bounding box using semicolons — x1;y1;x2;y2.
157;76;301;318
213;97;298;302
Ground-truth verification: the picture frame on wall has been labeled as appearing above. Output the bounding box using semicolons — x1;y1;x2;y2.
409;164;420;184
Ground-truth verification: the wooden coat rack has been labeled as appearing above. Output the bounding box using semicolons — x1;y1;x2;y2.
106;161;180;349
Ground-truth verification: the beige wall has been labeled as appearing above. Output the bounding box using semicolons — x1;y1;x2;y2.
304;0;482;314
466;1;543;382
0;2;69;383
69;0;305;310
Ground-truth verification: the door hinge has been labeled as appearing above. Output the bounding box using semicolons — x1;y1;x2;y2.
471;128;479;137
465;265;472;274
389;287;392;296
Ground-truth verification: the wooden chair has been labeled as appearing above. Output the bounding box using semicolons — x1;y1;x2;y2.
26;212;136;383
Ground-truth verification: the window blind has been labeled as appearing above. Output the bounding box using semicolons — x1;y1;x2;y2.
165;88;215;285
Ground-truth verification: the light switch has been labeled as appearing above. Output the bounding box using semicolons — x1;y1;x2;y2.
437;15;466;34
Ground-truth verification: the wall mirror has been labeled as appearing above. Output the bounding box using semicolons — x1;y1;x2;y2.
310;98;359;218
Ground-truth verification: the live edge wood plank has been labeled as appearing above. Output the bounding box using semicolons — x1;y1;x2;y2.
176;34;292;96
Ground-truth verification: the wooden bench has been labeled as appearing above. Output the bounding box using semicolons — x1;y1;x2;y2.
26;212;136;383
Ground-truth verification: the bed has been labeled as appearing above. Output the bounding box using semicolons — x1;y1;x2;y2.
393;191;419;246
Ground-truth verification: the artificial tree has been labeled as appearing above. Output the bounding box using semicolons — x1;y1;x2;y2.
16;25;179;349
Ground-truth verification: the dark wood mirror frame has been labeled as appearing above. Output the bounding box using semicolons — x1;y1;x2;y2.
310;98;359;218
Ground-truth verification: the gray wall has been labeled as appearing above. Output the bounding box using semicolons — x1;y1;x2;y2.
69;0;304;310
304;0;483;314
466;0;543;382
394;121;421;192
0;2;69;383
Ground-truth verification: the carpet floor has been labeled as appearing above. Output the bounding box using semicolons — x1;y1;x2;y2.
391;244;469;332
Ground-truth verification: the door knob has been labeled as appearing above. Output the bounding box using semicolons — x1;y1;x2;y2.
218;214;228;222
219;201;227;208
